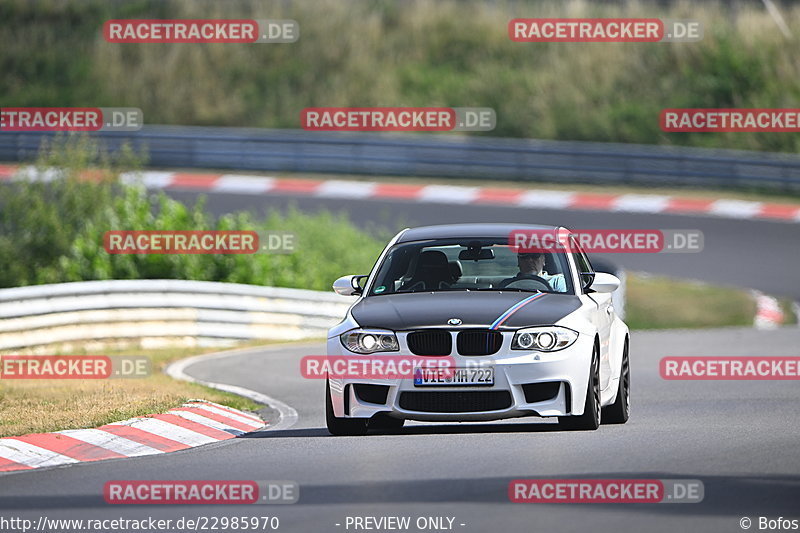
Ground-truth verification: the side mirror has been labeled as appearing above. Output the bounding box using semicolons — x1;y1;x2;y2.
588;272;620;293
333;275;367;296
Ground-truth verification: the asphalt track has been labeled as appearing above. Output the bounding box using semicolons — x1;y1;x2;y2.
1;187;799;533
1;328;799;533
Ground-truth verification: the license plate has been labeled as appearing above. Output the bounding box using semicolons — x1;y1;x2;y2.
413;367;494;387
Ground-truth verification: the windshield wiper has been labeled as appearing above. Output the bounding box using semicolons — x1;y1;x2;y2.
473;287;540;293
389;288;559;295
474;288;562;294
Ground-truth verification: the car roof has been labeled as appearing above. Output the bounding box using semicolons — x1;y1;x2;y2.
396;223;562;243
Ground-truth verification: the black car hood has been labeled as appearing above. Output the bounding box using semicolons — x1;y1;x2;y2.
351;291;582;330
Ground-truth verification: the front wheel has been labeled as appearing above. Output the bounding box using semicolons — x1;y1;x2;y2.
325;380;368;436
559;344;601;431
602;339;630;424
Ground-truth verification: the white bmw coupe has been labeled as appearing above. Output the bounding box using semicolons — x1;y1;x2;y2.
326;223;630;435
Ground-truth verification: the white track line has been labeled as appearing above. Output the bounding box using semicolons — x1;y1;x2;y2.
58;429;161;457
120;171;175;189
189;403;264;428
517;190;574;209
106;417;219;447
419;185;479;204
189;400;265;425
167;410;244;435
213;174;275;194
166;346;299;431
0;440;78;468
315;180;376;198
709;200;764;218
612;194;671;213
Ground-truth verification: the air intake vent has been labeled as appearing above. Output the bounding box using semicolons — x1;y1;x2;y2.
353;384;390;405
407;330;452;356
521;382;561;403
457;330;503;356
399;391;512;413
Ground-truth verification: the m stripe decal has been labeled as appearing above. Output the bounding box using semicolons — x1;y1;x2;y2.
490;293;546;330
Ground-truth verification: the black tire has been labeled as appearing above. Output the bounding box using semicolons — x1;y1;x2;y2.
369;413;405;430
602;339;630;424
325;380;368;436
559;344;601;431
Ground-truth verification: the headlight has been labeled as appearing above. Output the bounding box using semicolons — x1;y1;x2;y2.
340;329;399;354
511;326;578;351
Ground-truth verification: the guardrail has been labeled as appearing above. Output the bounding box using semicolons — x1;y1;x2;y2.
0;280;353;352
1;126;799;191
0;275;626;352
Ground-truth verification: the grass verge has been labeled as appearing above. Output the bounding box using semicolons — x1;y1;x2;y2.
625;272;778;330
0;339;317;439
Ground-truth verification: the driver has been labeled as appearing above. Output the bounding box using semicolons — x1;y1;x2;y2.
499;252;567;292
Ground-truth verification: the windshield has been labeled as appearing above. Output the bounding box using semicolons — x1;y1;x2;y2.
368;238;574;295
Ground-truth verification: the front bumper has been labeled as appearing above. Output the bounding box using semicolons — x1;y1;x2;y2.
326;330;594;422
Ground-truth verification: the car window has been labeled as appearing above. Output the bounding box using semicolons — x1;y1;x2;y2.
368;239;574;295
569;236;594;291
571;244;593;274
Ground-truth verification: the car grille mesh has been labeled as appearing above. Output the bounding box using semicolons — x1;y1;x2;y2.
399;391;512;413
456;330;503;356
407;330;452;356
